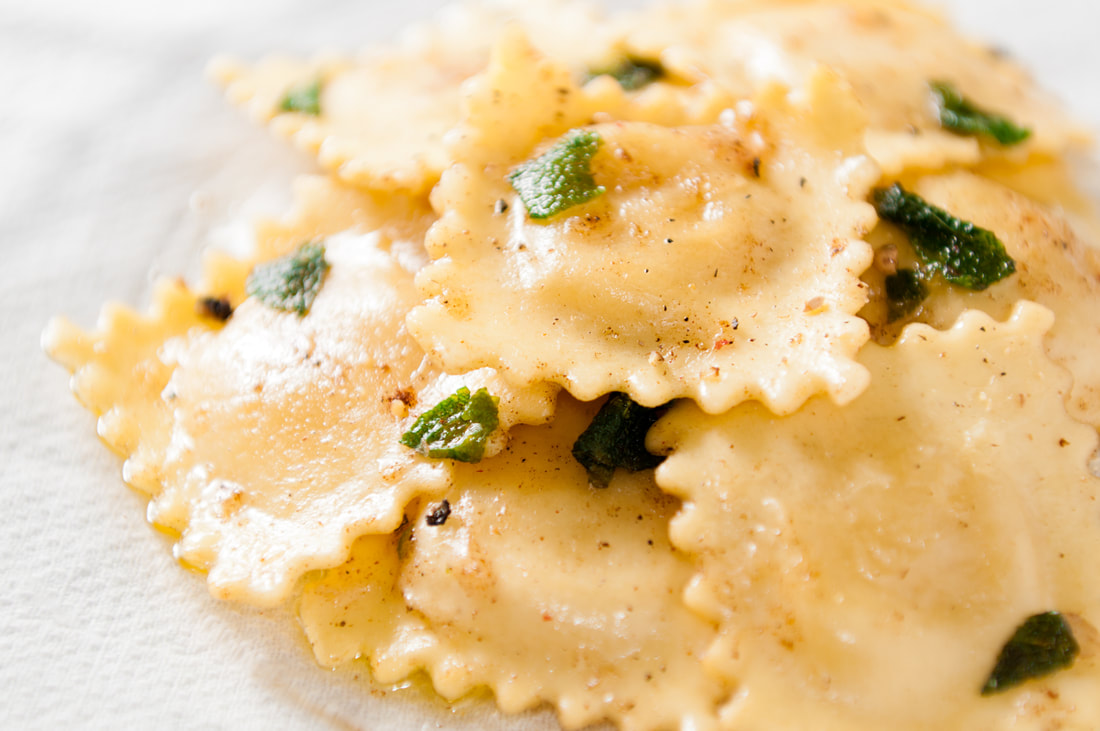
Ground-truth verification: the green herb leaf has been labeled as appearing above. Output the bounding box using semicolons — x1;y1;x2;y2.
509;129;606;220
246;241;329;316
278;79;322;116
395;515;413;560
884;267;928;322
931;81;1031;146
586;57;665;91
873;183;1016;291
572;393;666;488
400;386;500;463
982;612;1079;695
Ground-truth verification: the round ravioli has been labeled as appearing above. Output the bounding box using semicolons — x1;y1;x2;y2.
40;174;416;505
861;170;1100;427
649;302;1100;730
46;176;555;607
210;0;616;194
148;231;557;606
410;31;878;414
627;0;1089;175
299;394;723;731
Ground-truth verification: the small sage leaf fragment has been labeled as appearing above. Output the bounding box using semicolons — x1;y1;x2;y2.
982;611;1079;695
586;57;665;91
278;78;322;115
884;268;928;322
572;392;666;488
246;241;329;316
931;81;1030;146
400;386;500;463
509;129;606;220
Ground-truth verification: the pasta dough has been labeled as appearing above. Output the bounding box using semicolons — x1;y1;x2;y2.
43;0;1100;729
47;179;556;606
410;32;878;413
148;232;556;604
301;395;724;730
210;0;616;194
44;276;224;498
861;171;1100;427
627;0;1091;174
649;303;1100;730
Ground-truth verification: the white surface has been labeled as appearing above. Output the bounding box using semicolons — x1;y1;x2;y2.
2;1;1097;729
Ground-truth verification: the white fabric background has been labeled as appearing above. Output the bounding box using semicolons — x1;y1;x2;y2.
2;1;1097;729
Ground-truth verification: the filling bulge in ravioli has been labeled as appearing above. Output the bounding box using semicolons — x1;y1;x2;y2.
650;302;1100;731
411;36;878;415
148;232;556;606
300;393;723;731
40;174;423;505
45;177;558;607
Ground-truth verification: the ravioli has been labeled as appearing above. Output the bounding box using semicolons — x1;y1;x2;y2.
861;171;1100;427
47;180;556;606
148;233;556;605
300;394;723;731
41;175;416;504
210;0;616;194
628;0;1090;174
650;303;1100;730
410;31;878;414
43;276;227;498
43;0;1100;729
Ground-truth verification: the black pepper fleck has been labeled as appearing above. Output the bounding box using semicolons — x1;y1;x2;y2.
197;296;233;322
425;499;451;526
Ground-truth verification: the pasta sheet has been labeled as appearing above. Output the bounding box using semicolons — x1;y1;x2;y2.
410;33;879;414
650;303;1100;730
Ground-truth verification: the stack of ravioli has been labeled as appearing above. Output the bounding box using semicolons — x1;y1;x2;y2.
44;1;1100;729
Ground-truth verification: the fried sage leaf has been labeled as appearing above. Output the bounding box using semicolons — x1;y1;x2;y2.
982;611;1079;695
278;78;322;115
931;81;1031;146
509;129;606;219
400;386;500;463
873;183;1015;291
884;267;928;322
572;393;666;488
246;241;329;316
587;57;665;91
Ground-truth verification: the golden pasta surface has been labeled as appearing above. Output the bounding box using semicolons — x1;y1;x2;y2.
45;0;1100;729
